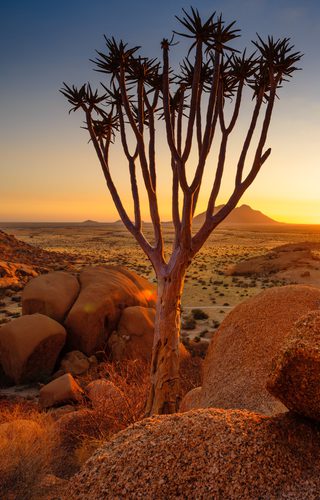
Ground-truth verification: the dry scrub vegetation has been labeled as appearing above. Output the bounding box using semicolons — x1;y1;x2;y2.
0;356;202;499
0;402;57;499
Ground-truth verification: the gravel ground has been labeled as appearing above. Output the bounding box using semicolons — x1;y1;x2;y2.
68;408;320;499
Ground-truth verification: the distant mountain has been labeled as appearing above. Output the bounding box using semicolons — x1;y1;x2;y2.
81;220;100;225
193;205;279;225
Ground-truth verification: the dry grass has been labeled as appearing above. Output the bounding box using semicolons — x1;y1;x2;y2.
81;359;150;435
0;356;203;495
52;360;150;478
0;401;58;499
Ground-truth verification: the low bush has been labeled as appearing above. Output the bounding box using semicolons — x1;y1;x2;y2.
191;309;209;320
0;402;57;499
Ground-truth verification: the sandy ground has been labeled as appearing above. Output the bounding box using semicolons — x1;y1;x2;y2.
1;222;320;343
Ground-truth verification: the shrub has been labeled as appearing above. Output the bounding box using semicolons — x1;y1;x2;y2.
182;316;197;330
0;403;57;499
192;309;209;320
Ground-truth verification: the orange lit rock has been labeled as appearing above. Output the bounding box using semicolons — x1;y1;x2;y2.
267;310;320;421
86;379;123;409
65;266;156;355
60;350;90;376
22;271;80;322
39;373;84;409
67;409;320;499
108;306;156;361
180;386;202;412
0;313;66;384
194;285;320;415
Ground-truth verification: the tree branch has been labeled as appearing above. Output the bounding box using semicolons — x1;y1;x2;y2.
182;41;203;163
235;90;263;186
189;51;221;194
84;109;154;262
162;44;189;192
192;86;276;256
118;67;164;256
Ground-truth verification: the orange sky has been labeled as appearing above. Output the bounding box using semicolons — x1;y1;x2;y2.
1;1;320;224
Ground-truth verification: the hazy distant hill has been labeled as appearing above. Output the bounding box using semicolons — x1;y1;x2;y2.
193;205;279;225
81;220;100;225
111;205;279;226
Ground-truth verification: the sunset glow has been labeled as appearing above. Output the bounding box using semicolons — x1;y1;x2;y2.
1;0;320;224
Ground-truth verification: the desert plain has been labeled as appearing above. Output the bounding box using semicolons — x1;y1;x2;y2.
1;218;320;340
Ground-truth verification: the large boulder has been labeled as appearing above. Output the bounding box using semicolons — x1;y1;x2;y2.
22;271;80;322
0;313;66;384
67;409;320;499
185;285;320;415
267;310;320;421
39;373;84;409
108;306;155;361
65;266;156;356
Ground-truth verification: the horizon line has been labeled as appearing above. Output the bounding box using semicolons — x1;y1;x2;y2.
1;220;320;227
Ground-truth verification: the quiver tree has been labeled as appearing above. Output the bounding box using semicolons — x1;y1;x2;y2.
61;8;301;415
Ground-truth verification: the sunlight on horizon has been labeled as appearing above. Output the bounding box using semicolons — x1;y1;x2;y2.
1;1;320;226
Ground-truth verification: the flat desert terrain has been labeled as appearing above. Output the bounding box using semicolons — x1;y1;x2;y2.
1;221;320;342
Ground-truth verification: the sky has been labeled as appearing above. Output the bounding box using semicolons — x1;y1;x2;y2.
0;0;320;224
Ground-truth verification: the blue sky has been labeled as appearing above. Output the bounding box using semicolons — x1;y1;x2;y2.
1;0;320;222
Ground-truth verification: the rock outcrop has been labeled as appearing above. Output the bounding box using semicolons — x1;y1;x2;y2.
65;266;156;355
68;409;320;499
183;285;320;415
39;373;84;409
227;242;320;282
0;229;74;289
267;310;320;421
0;313;66;384
22;271;80;322
108;306;155;361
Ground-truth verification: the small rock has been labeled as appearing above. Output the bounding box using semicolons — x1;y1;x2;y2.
39;373;84;409
88;355;98;366
86;379;123;409
180;386;202;412
95;351;106;362
60;350;90;376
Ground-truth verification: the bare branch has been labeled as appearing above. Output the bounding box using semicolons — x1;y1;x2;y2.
144;91;157;190
161;42;180;162
182;41;203;163
189;51;221;194
235;91;263;186
171;158;181;248
85;109;154;260
196;85;203;155
119;66;164;255
177;88;185;156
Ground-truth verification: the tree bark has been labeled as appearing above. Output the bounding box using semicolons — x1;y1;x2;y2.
145;262;187;416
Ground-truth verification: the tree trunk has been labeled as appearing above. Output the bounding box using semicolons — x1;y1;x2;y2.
145;263;186;416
